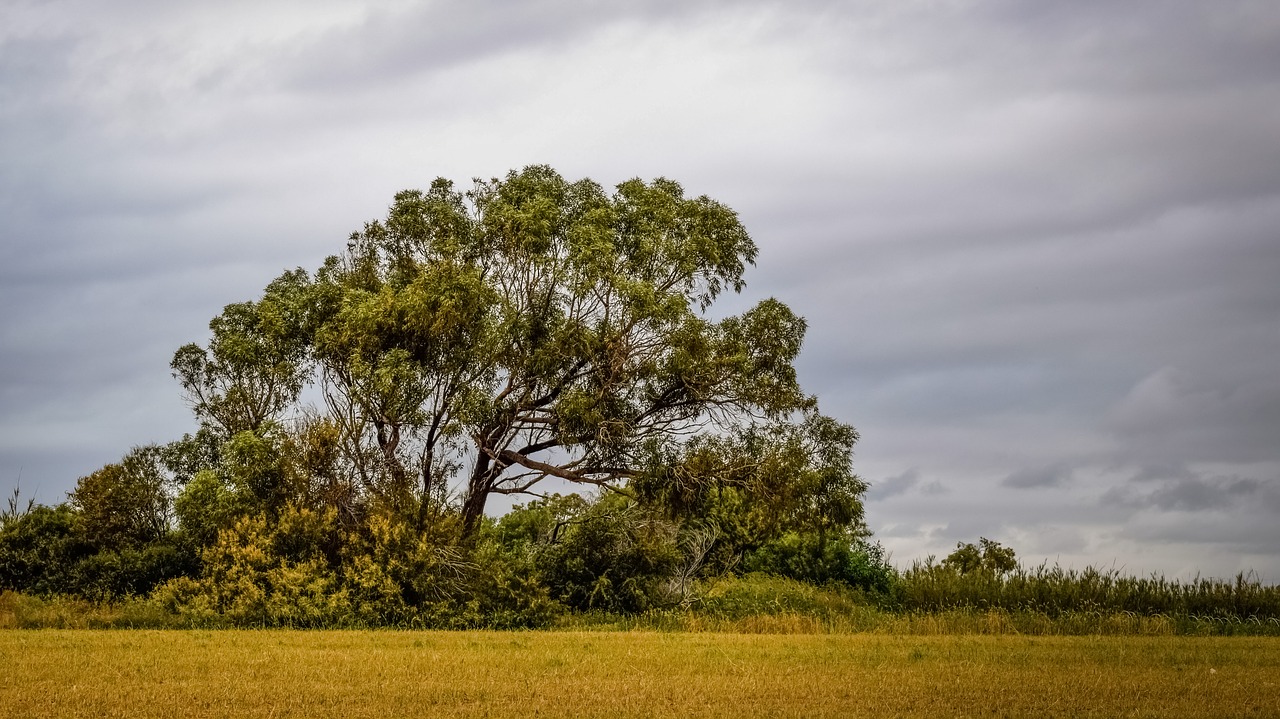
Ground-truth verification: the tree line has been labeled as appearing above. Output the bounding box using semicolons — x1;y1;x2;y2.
0;166;892;626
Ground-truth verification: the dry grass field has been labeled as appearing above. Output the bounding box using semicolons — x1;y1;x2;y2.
2;630;1278;718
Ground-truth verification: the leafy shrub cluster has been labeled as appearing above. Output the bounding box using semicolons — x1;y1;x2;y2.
743;532;895;593
1;456;891;627
0;501;195;602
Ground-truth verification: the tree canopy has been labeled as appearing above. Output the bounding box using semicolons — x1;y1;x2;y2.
172;165;853;536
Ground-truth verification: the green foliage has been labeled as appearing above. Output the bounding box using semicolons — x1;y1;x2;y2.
171;269;312;437
498;494;682;613
171;421;341;551
339;511;469;623
0;505;93;595
743;534;896;593
65;543;196;601
942;537;1017;576
154;506;348;628
454;538;561;629
153;503;559;628
70;446;172;548
219;426;301;513
0;503;192;601
636;411;867;561
173;469;252;550
159;428;222;487
490;493;590;548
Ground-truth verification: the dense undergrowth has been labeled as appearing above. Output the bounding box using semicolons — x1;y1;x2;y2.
5;568;1278;635
4;483;1278;635
5;478;1277;634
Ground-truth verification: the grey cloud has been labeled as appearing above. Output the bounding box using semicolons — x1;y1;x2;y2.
823;0;1280;94
927;519;1010;548
865;469;949;501
279;0;765;92
1115;500;1280;562
282;2;592;90
1099;469;1274;513
0;35;78;108
985;0;1280;93
1105;367;1280;465
876;523;924;539
865;468;919;501
1002;463;1074;489
1011;525;1090;557
919;480;948;496
1129;464;1198;484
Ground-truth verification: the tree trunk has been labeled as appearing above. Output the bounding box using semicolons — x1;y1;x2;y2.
460;452;493;537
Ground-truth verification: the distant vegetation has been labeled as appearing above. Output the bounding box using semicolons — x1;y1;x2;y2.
2;166;1276;633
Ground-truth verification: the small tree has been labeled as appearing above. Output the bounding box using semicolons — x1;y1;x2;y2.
70;446;172;548
943;537;1017;575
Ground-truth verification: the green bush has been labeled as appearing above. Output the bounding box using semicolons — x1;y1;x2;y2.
153;506;350;627
173;469;253;550
70;447;172;549
68;543;197;601
0;503;195;601
743;532;896;593
695;573;869;620
152;504;561;628
339;511;471;625
452;539;561;628
508;495;682;614
0;505;93;596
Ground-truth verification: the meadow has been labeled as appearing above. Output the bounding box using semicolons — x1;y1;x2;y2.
3;630;1278;718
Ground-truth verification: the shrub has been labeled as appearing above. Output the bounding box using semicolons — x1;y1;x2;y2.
743;532;896;593
68;543;196;601
0;505;94;596
453;539;561;628
513;495;682;614
173;469;253;550
695;573;869;620
153;506;350;627
70;450;171;549
339;511;470;625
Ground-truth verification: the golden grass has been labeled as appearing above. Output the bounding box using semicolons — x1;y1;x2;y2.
3;630;1278;718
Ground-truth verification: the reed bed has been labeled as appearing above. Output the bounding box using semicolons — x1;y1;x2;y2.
895;561;1280;620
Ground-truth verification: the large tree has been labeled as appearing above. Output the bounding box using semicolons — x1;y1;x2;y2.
177;166;851;536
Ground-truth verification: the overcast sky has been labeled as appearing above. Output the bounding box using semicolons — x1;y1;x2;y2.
3;0;1278;579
